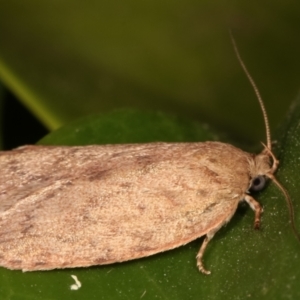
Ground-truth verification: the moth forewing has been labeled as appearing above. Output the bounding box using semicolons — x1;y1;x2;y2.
0;142;257;273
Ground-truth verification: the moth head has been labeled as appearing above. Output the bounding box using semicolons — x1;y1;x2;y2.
248;144;278;192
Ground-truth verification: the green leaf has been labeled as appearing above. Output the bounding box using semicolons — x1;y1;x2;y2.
1;106;300;299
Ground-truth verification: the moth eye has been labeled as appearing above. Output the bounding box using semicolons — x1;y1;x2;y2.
250;175;266;191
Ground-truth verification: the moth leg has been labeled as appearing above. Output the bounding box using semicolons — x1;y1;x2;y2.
244;195;263;229
196;226;221;275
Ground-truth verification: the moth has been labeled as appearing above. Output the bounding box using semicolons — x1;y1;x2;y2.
0;37;298;275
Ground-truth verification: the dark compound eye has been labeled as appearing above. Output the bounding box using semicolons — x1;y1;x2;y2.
250;175;266;192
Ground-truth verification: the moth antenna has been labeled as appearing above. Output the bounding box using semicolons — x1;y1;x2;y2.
268;174;300;243
229;31;272;150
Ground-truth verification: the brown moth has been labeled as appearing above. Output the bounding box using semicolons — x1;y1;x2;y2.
0;37;298;275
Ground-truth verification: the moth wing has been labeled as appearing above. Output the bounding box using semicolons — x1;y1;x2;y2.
0;142;250;271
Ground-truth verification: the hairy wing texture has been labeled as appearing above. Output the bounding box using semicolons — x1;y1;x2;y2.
0;142;252;270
